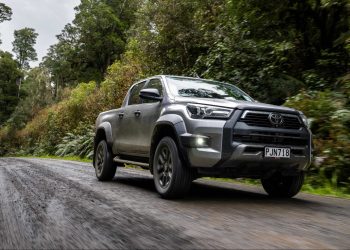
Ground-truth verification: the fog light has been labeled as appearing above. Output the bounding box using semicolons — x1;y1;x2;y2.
180;134;211;148
196;137;206;147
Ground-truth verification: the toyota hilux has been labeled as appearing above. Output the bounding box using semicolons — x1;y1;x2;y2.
94;75;312;198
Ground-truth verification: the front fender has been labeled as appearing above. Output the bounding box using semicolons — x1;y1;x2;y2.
150;114;189;171
155;114;187;135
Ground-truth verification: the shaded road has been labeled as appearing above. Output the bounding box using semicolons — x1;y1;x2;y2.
0;157;349;249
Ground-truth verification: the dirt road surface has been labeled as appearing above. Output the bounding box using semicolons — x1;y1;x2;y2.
0;157;349;249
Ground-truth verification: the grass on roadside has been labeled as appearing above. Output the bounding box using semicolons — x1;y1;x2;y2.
18;155;91;163
205;177;350;199
301;183;350;199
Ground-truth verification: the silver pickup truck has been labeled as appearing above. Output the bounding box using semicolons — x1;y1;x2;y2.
94;75;312;199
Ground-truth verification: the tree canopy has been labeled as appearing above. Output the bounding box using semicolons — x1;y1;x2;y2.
131;0;349;104
42;0;140;90
0;2;12;44
0;2;11;23
12;28;39;70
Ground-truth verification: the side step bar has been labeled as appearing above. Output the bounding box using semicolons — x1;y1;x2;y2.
113;156;149;168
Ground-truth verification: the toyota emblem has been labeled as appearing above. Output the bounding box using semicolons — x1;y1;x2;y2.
268;113;284;126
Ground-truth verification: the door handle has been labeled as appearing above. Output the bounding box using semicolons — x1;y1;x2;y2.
118;113;124;119
134;110;141;117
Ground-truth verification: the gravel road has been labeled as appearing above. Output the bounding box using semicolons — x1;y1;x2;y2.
0;157;349;249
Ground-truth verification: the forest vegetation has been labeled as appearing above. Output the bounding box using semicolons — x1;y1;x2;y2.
0;0;349;194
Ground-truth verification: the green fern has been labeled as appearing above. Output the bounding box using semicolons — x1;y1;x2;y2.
55;123;94;159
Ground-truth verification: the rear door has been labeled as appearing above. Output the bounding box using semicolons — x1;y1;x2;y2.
115;81;146;155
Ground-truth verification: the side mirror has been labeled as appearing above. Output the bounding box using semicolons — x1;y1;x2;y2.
140;88;163;101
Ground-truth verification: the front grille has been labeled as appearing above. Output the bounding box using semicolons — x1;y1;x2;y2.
233;131;308;146
240;111;302;130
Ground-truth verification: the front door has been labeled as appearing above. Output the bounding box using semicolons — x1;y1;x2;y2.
136;78;164;155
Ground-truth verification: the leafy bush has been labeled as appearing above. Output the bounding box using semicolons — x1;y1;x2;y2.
285;90;350;192
10;81;97;155
55;123;94;159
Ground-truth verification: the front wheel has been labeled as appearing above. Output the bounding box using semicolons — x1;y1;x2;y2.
153;137;192;199
94;140;117;181
261;172;305;198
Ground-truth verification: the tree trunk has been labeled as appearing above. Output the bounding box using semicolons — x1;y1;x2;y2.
17;77;22;98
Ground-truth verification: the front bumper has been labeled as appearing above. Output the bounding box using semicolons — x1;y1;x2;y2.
180;109;312;175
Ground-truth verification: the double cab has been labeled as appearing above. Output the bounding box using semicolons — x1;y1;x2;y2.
94;75;312;198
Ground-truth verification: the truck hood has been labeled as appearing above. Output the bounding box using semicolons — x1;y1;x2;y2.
174;97;299;114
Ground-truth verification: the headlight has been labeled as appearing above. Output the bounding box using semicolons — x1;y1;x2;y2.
187;104;233;119
300;113;309;128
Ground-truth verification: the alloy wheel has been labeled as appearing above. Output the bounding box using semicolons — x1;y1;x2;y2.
95;144;105;175
156;145;173;188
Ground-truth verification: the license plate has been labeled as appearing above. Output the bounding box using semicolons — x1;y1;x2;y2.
264;147;290;158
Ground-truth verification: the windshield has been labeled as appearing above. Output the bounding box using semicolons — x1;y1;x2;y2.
166;76;254;102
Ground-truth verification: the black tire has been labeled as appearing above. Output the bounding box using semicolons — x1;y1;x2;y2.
261;172;305;198
153;137;192;199
94;140;117;181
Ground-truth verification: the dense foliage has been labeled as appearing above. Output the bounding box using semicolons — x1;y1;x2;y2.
0;0;349;193
0;51;22;124
285;86;350;192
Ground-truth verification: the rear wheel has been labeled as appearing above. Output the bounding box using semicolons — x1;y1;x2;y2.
94;140;117;181
261;172;304;198
153;137;192;199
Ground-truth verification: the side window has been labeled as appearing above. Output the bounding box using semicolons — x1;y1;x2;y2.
128;81;145;105
142;78;163;103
